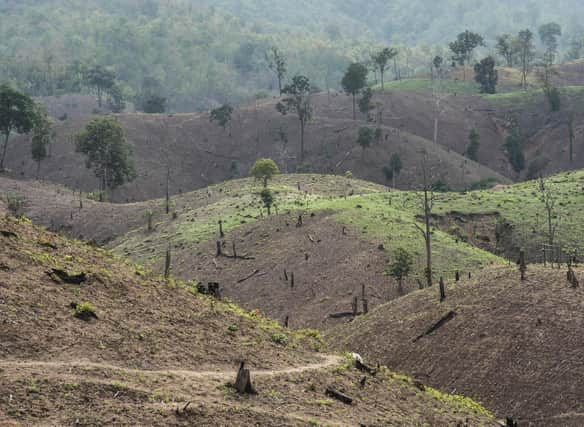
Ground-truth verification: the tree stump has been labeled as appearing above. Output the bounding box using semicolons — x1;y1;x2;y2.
439;277;446;302
216;241;222;257
519;249;527;281
164;244;171;279
455;271;460;282
235;362;256;394
218;220;224;238
352;296;359;316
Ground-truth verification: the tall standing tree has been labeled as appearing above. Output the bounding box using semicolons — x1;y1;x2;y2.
413;153;435;288
449;31;485;80
30;103;55;178
342;63;369;120
357;127;374;160
276;75;313;162
266;47;287;95
390;152;403;188
83;65;116;108
371;47;398;90
539;22;562;64
75;116;136;201
250;158;280;188
474;56;498;94
465;128;480;161
0;84;35;172
516;29;536;90
496;34;519;67
210;104;234;136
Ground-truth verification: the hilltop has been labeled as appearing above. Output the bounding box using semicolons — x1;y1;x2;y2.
327;264;584;426
0;213;497;426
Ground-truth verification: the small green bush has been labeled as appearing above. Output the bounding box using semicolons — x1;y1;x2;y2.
271;333;289;346
74;302;97;320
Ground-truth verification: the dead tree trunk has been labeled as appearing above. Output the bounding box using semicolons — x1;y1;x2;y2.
519;249;527;281
235;362;255;394
164;244;171;279
216;241;222;257
219;220;224;238
439;277;446;302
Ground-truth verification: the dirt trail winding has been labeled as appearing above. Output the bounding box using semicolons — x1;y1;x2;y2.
0;354;342;380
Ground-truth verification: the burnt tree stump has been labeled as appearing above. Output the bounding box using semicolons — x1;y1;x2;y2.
519;249;527;281
439;277;446;302
235;362;256;394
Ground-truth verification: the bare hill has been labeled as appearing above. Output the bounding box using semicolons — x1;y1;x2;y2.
0;213;497;426
328;265;584;426
2;92;510;202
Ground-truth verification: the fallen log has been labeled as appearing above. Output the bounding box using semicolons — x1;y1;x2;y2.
48;269;87;285
237;269;264;283
413;310;457;342
0;230;18;239
325;387;353;405
355;359;376;376
329;312;357;319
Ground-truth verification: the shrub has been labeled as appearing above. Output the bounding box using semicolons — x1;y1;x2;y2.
469;177;498;191
74;302;97;321
5;194;25;216
271;333;289;346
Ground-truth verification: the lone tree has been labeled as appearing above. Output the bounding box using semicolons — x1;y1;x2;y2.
266;47;287;95
516;29;536;90
389;247;413;295
413;153;435;288
539;22;562;64
31;103;55;178
250;158;280;187
142;94;167;113
465;128;480;161
342;63;369;120
75;116;136;201
357;127;374;159
496;34;519;67
276;75;313;162
538;176;559;246
474;56;498;94
210;104;234;136
0;84;36;171
358;87;374;120
390;152;402;188
83;65;116;108
260;188;274;215
449;30;485;80
372;47;398;90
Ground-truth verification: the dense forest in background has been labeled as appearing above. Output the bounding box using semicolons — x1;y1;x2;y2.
2;0;584;111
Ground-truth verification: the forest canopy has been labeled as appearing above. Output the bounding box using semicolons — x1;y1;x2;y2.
1;0;583;111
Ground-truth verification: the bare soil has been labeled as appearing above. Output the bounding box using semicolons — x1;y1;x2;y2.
328;265;584;425
3;91;510;202
0;214;497;426
166;210;399;330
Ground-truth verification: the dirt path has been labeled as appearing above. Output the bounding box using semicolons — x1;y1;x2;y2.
0;354;342;380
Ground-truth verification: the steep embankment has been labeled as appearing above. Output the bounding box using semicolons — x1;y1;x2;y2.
328;265;584;426
0;214;497;426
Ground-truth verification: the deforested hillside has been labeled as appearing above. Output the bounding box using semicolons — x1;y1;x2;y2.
2;91;511;202
327;264;584;426
0;213;498;426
